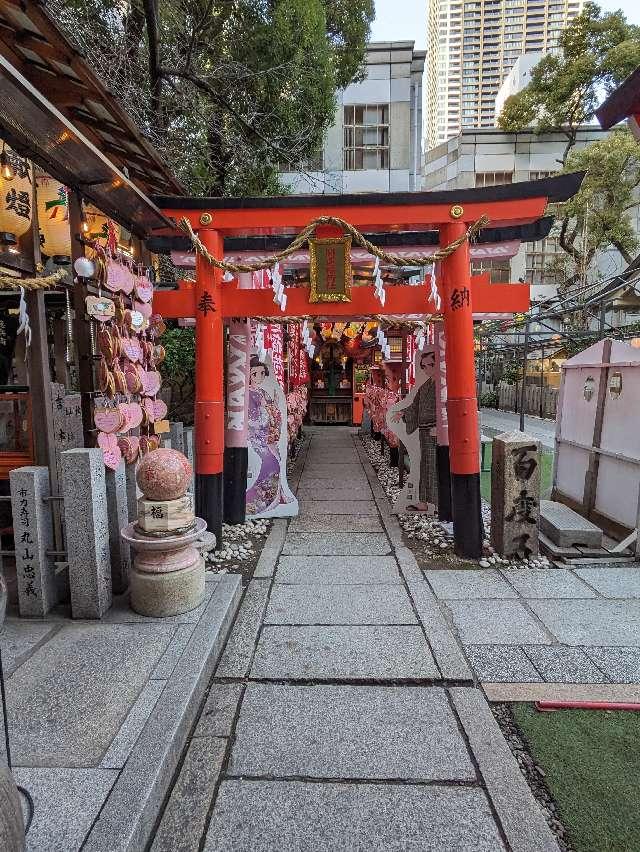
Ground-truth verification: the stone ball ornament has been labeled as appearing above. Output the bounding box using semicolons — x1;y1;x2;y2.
136;448;192;501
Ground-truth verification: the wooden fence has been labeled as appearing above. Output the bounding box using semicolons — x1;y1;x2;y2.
497;382;558;418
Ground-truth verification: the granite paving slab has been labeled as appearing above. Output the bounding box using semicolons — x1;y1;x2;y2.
266;584;418;625
406;582;473;680
150;736;227;852
229;683;475;780
466;645;542;683
204;780;504;852
0;620;59;676
584;647;640;683
529;599;640;646
296;487;374;502
215;579;271;678
12;766;118;852
298;465;366;478
523;645;607;683
7;623;175;767
450;688;560;852
251;626;440;680
281;533;390;555
502;569;596;599
447;600;553;645
425;569;517;599
194;682;245;738
287;513;383;533
574;566;640;598
276;555;401;584
100;679;166;769
297;500;377;514
299;475;370;490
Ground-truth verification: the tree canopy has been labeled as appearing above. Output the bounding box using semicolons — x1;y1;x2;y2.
51;0;374;196
498;1;640;161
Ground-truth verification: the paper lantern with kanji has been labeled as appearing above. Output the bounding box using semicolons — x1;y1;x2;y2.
37;176;71;258
85;205;110;243
0;149;33;238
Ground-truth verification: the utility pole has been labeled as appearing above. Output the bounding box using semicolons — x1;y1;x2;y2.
519;319;530;432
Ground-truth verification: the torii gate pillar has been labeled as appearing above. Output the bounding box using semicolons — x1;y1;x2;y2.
441;216;483;558
194;226;225;548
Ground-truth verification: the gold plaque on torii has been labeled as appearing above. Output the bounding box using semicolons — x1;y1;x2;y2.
309;236;352;303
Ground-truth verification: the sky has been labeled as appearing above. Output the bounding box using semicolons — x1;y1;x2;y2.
370;0;640;50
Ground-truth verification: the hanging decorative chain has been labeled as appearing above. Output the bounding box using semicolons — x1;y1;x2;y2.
179;213;490;275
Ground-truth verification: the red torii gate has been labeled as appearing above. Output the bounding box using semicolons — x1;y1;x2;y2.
154;174;583;557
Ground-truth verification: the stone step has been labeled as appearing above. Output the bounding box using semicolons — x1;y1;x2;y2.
539;500;603;549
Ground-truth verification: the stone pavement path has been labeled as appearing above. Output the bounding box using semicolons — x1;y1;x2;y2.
152;428;558;852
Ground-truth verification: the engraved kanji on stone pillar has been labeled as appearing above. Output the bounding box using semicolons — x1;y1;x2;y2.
490;431;541;559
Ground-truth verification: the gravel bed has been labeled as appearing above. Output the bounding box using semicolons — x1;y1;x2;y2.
492;703;573;852
360;433;552;571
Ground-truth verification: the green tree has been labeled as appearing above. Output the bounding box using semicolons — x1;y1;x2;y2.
498;2;640;162
159;326;196;424
52;0;374;195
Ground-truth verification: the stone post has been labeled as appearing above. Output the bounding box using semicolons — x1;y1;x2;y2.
61;448;112;618
183;428;195;496
490;431;541;559
9;466;57;616
125;462;139;523
106;462;130;594
169;421;184;455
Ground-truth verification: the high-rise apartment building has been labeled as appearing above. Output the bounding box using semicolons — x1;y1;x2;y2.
425;0;584;151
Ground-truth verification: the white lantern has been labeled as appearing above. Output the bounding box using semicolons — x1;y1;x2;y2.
37;175;71;258
0;147;33;238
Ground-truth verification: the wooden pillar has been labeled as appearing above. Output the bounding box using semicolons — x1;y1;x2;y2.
440;215;482;558
194;225;224;548
68;192;94;446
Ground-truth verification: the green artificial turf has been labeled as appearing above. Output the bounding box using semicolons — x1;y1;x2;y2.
480;444;553;503
512;703;640;852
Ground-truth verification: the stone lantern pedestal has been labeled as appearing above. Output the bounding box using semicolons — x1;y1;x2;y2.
121;448;211;617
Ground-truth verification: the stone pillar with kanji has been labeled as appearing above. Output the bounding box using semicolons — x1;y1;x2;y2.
490;431;541;559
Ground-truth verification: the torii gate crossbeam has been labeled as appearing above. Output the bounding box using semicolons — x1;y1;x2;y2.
154;174;583;558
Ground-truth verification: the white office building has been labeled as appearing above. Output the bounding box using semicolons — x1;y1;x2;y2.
280;42;425;195
494;52;545;122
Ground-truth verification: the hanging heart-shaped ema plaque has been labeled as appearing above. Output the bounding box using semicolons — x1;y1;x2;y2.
143;397;167;423
141;370;161;397
97;431;122;470
94;407;124;434
118;435;140;464
122;336;143;363
124;310;147;333
135;275;154;303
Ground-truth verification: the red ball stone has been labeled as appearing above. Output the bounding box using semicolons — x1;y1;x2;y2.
136;448;192;501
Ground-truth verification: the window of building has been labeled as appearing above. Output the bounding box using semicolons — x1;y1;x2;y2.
526;237;562;286
343;105;389;171
471;258;511;283
475;172;513;187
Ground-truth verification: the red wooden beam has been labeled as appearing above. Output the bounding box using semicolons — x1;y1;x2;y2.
161;196;548;237
153;275;530;320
